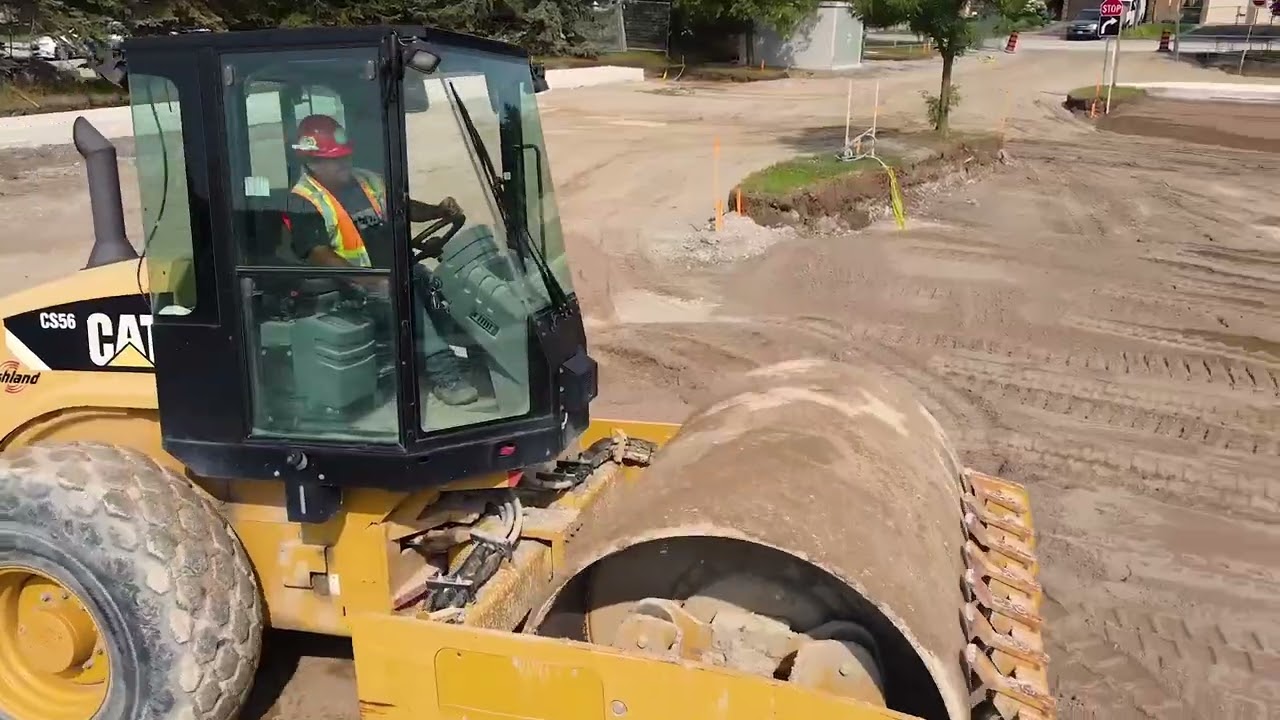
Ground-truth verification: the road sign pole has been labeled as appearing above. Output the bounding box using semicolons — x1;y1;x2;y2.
1096;0;1125;115
1104;39;1114;113
1174;0;1181;61
1097;38;1111;115
1239;9;1258;75
1108;30;1122;113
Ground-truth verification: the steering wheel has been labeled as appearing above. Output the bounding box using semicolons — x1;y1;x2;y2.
411;213;466;263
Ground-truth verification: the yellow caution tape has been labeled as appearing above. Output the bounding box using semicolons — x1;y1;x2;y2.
886;166;906;229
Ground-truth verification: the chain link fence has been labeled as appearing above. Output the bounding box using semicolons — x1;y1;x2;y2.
583;0;672;53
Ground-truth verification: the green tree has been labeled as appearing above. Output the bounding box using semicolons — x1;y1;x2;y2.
854;0;1022;134
2;0;127;37
5;0;624;55
673;0;821;33
196;0;604;55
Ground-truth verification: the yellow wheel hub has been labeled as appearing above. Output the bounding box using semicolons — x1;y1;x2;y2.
0;566;109;720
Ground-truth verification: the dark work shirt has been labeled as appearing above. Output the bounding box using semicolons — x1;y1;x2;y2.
289;177;393;268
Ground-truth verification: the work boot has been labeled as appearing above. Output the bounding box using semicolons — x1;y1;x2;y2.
423;351;479;406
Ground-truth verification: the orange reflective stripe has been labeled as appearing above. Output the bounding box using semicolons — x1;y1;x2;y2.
292;177;365;254
333;204;364;255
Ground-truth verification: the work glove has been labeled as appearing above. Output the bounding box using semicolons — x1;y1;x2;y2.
438;196;463;219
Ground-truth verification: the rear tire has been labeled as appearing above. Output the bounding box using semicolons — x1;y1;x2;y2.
0;442;263;720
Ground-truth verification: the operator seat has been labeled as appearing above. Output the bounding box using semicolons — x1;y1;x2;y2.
233;188;384;426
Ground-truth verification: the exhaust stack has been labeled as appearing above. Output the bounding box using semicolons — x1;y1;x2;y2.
73;116;139;269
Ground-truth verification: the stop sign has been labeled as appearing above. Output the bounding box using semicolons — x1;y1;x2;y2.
1253;0;1264;6
1100;0;1126;14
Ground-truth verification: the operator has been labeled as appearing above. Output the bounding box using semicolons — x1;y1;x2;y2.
286;113;479;407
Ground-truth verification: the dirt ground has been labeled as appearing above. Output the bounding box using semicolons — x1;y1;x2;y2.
1100;95;1280;152
1;48;1278;719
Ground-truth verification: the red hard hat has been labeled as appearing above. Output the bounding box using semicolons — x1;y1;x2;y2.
294;114;352;158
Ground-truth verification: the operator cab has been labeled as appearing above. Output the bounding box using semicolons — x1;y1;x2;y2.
123;26;593;518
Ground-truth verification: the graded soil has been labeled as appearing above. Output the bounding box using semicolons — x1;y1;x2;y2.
1098;96;1280;152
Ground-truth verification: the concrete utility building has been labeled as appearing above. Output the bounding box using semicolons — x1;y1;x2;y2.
753;1;865;71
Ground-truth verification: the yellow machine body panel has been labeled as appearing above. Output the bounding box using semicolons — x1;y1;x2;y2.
0;263;161;443
349;613;915;720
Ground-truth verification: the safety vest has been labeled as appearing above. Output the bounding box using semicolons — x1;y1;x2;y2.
290;169;386;268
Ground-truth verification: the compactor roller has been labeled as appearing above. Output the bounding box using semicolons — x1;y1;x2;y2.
0;23;1053;720
527;359;1054;720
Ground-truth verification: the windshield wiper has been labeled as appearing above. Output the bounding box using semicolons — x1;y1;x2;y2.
445;80;571;312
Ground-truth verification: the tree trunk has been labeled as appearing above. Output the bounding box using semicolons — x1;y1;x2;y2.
937;50;955;135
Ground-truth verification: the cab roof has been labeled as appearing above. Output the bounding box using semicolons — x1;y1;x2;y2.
121;24;528;59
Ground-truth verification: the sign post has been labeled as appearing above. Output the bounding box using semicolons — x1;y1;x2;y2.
1174;0;1182;60
1240;0;1264;75
1099;0;1125;113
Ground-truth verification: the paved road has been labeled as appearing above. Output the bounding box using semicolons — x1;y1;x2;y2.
869;30;1242;53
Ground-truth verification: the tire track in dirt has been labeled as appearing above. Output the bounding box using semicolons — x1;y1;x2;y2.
1039;472;1280;716
1046;603;1191;719
932;355;1280;456
1146;255;1280;298
1046;599;1280;719
1094;285;1280;330
1065;317;1280;370
1037;484;1280;719
742;319;1280;519
842;324;1280;397
1098;606;1280;713
992;430;1280;522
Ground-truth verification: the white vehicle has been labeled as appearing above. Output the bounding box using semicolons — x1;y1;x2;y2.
30;35;61;60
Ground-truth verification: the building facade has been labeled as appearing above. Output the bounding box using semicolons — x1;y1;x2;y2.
752;1;865;71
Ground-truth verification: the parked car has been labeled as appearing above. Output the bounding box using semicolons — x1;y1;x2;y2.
29;34;89;60
1065;8;1104;39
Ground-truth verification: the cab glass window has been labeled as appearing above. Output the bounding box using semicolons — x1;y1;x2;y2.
221;47;399;444
402;50;554;434
131;73;198;315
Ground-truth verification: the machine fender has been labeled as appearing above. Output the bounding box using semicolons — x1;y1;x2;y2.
349;612;915;720
0;373;158;448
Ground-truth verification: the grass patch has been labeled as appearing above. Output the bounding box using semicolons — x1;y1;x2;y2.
676;64;791;81
740;153;897;197
1121;22;1176;39
1067;85;1146;104
536;51;669;70
0;79;128;116
737;132;1004;229
992;15;1051;34
864;44;936;60
1065;85;1147;113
